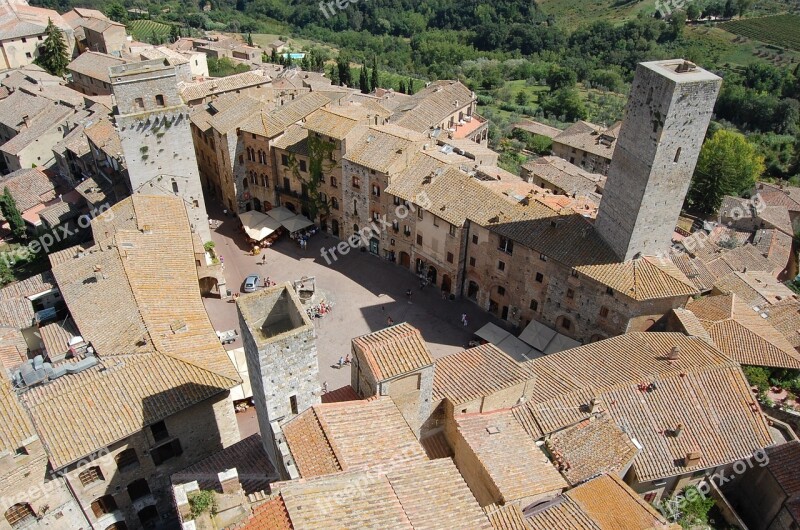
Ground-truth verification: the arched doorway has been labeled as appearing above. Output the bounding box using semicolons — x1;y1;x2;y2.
285;202;296;213
467;280;479;301
331;219;339;236
399;251;410;269
199;276;219;296
253;198;262;212
556;315;574;332
427;266;437;285
441;274;452;294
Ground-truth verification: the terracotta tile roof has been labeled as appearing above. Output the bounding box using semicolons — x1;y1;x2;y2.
0;298;34;329
344;124;426;173
577;256;699;301
764;299;800;349
553;121;620;160
522;333;773;482
433;343;534;405
84;116;122;158
686;294;800;369
514;120;563;139
207;95;263;134
39;200;81;227
455;409;568;503
522;156;605;196
273;458;489;529
565;474;677;529
669;252;716;292
36;195;239;469
526;497;598;530
762;440;800;520
172;434;276;495
241;495;293;530
1;103;74;156
179;71;270;102
0;376;36;455
420;430;453;459
755;181;800;212
0;2;71;42
282;397;427;478
0;334;25;373
240;92;331;139
484;503;530;530
0;168;56;213
390;80;475;133
0;271;56;301
670;308;711;342
0;89;49;132
753;228;793;274
38;317;78;360
545;415;639;485
320;384;360;403
303;107;370;139
67;51;127;83
352;322;433;381
271;123;308;155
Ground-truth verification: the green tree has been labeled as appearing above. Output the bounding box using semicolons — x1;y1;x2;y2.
399;80;406;94
337;55;352;87
246;32;254;46
0;188;26;240
686;4;701;20
170;24;180;43
105;2;128;23
687;129;765;215
540;88;587;121
370;55;379;91
359;67;370;93
736;0;753;16
34;18;69;77
407;77;414;94
515;91;529;106
270;48;278;64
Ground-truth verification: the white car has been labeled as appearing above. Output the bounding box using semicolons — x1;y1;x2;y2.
243;274;259;293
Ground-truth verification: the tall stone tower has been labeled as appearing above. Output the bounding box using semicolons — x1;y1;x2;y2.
594;60;722;261
110;59;211;242
237;284;321;471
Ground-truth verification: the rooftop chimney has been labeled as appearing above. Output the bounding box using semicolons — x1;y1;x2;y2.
685;450;702;466
673;423;684;437
217;468;241;494
589;397;601;414
667;346;681;361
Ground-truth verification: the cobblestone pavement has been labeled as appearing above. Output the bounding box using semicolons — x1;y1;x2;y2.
202;203;506;395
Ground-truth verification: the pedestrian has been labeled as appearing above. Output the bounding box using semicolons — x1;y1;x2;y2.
387;316;394;326
344;354;350;364
261;254;266;265
338;356;344;368
322;381;328;393
441;290;447;300
463;316;468;327
461;313;467;326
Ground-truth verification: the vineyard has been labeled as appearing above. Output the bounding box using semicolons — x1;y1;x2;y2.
128;19;173;44
720;14;800;51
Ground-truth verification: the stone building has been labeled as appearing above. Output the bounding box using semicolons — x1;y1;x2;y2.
0;195;241;530
111;59;211;243
594;60;722;261
63;7;129;57
0;1;74;70
236;284;321;476
551;120;620;175
67;51;128;96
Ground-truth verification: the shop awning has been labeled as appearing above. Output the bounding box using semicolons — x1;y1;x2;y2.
240;210;281;241
518;319;581;356
281;214;314;233
266;206;296;223
474;322;510;344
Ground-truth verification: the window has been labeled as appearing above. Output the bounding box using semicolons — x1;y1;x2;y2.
674;147;681;163
239;154;244;164
417;208;423;220
331;198;339;210
135;98;144;109
90;495;117;518
150;420;169;442
599;306;609;318
330;176;337;188
416;234;423;245
14;446;27;457
21;38;26;43
25;52;31;59
643;492;657;503
472;234;478;244
498;260;505;271
566;288;575;299
155;94;165;106
281;154;289;166
372;184;380;197
530;300;538;311
299;160;307;172
433;216;439;227
115;449;139;472
469;257;476;267
79;466;104;487
535;272;543;283
404;225;411;236
284;177;291;190
5;503;35;528
127;479;151;502
171;181;179;194
242;178;249;190
560;318;571;330
261;174;268;187
392;220;399;232
290;395;298;415
449;224;456;236
352;176;360;188
151;439;182;466
605;286;614;296
497;286;506;296
352;199;358;215
498;237;514;255
571;269;578;278
539;254;547;261
446;252;454;264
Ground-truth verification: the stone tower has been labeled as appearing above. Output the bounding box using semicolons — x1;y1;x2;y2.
110;59;211;243
237;284;321;469
594;60;722;261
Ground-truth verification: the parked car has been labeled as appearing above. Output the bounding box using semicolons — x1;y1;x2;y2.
243;274;260;293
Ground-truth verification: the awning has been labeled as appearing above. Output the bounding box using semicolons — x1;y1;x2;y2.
240;210;281;241
518;319;581;355
542;333;581;355
474;322;510;344
474;323;541;363
266;206;296;223
281;214;314;233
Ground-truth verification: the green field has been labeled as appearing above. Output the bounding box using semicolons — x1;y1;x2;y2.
128;19;173;44
720;14;800;51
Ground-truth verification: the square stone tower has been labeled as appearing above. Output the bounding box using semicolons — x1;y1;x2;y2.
594;60;722;261
110;59;211;242
237;284;321;467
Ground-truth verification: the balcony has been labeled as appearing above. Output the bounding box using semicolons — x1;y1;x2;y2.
452;113;487;140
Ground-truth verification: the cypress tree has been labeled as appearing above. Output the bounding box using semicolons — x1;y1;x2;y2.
34;18;69;77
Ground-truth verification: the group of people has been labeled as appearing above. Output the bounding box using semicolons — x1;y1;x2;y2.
290;227;319;250
337;354;351;368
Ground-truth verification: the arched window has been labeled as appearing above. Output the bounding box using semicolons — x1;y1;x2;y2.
261;174;268;187
172;181;179;194
5;503;35;528
79;466;104;487
353;199;358;215
331;197;339;210
155;94;165;106
115;448;139;472
330;176;337;188
127;479;151;502
242;178;249;190
90;495;118;518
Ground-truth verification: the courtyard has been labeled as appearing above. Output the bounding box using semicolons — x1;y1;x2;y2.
201;204;507;395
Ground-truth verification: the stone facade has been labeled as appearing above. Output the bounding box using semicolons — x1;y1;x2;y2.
237;284;321;472
111;59;211;243
241;132;274;213
594;60;722;261
274;143;312;217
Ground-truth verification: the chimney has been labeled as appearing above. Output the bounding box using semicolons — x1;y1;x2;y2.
673;423;684;437
685;450;702;466
217;468;241;494
667;345;681;361
93;265;103;282
589;397;601;414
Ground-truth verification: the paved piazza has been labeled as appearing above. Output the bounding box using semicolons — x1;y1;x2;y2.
202;204;506;394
